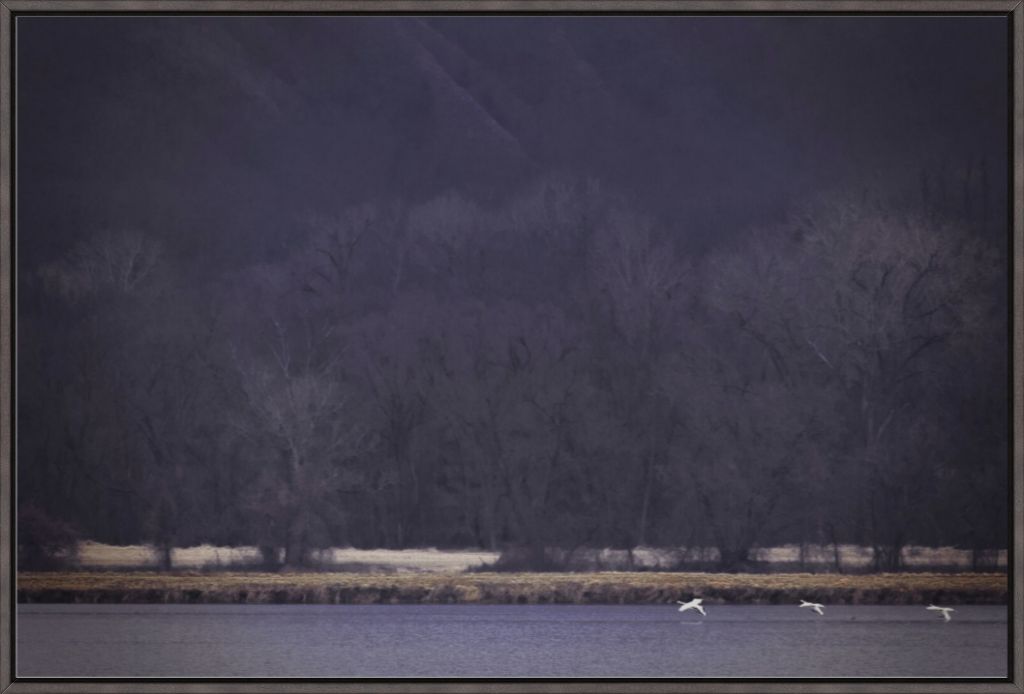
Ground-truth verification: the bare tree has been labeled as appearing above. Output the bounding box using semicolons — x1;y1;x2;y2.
786;198;1001;567
681;354;823;568
584;210;689;552
231;311;367;567
38;230;162;302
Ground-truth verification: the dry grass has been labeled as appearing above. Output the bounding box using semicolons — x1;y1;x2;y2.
74;542;499;572
72;542;1006;572
17;571;1007;605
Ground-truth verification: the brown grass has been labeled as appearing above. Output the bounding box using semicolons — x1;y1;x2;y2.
73;542;499;571
17;571;1007;605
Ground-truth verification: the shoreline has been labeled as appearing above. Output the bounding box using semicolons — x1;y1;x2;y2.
17;571;1007;605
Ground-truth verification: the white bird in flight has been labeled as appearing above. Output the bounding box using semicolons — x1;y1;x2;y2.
799;599;825;616
677;598;706;616
926;604;955;621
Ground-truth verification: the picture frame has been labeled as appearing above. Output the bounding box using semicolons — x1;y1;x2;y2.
1;2;1020;692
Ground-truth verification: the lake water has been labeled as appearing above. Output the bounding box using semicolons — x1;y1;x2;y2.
17;604;1008;678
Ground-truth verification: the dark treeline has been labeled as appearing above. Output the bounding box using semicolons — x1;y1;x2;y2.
18;175;1007;571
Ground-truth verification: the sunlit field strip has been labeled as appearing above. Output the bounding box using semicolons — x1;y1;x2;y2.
17;571;1007;605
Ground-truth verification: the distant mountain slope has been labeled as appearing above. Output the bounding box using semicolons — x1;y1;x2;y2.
17;16;1007;268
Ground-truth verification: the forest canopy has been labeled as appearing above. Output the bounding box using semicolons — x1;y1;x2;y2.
18;179;1008;571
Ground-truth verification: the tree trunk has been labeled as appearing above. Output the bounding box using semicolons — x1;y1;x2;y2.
827;522;843;574
872;541;903;572
283;509;307;569
637;454;654;547
718;546;750;572
259;545;281;571
157;543;173;571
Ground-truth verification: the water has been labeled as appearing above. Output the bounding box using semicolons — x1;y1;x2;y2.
17;604;1007;678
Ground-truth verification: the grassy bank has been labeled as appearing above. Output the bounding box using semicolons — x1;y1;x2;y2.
17;571;1006;605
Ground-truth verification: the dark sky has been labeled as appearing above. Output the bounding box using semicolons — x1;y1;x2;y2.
17;16;1009;270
